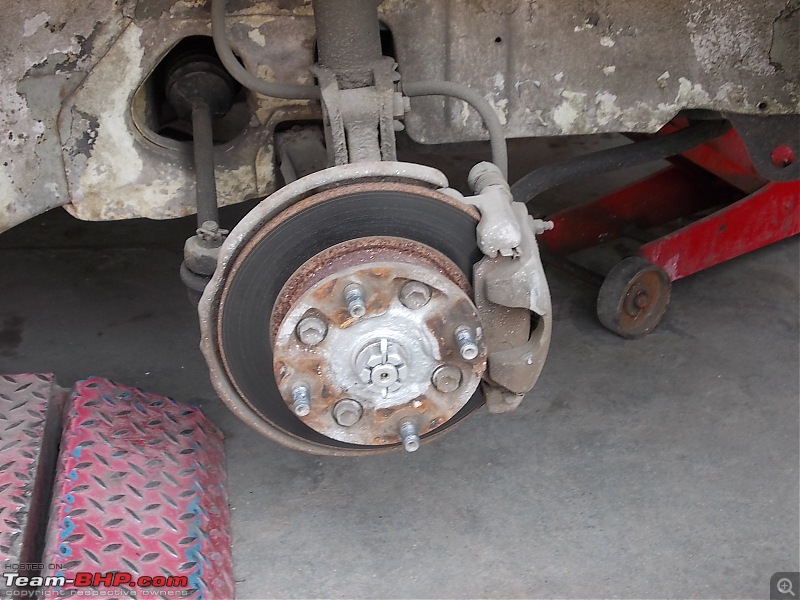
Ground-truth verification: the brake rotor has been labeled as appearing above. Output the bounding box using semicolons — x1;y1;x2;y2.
215;181;485;454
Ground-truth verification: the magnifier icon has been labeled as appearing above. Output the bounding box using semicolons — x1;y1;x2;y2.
778;578;796;597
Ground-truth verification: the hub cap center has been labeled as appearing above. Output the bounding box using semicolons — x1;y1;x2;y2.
356;337;408;396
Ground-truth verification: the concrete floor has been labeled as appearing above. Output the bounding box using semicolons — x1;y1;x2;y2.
1;139;798;598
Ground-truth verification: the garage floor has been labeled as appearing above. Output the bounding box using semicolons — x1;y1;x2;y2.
2;138;798;598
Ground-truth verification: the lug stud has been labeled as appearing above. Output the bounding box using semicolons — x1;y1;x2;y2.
344;283;367;318
291;383;311;417
399;420;420;452
454;326;479;361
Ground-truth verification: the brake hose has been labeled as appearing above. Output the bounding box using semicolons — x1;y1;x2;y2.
211;0;321;99
403;80;509;179
511;119;732;203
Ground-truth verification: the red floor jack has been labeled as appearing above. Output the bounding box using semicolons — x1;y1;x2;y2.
537;120;800;338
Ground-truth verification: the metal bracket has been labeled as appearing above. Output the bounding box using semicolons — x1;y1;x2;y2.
453;162;553;413
724;113;800;182
313;57;401;165
458;162;523;257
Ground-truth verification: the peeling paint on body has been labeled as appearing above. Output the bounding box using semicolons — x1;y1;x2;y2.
389;0;797;145
552;91;587;134
1;0;797;230
688;0;775;76
23;12;50;38
595;92;621;126
72;24;146;196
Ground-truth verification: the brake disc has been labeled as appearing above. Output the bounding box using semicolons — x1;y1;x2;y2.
209;180;485;454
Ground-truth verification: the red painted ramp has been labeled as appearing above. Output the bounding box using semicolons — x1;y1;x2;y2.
0;376;233;599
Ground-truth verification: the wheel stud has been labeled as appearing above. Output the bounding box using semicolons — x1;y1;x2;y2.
454;326;479;361
296;315;328;346
431;365;462;392
399;280;431;309
344;283;367;318
333;398;363;427
399;420;420;452
291;383;312;417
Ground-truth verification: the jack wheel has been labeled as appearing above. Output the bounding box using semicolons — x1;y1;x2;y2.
597;256;671;339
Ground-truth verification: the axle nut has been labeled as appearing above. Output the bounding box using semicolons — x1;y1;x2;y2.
399;280;431;310
431;365;462;393
296;315;328;346
332;399;363;427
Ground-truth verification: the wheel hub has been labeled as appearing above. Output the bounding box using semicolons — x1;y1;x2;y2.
271;236;487;447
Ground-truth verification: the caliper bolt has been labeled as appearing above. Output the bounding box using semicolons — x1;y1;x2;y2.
399;420;420;453
344;283;367;318
454;326;479;361
296;315;327;346
291;384;311;417
332;398;363;427
399;280;431;310
431;365;463;393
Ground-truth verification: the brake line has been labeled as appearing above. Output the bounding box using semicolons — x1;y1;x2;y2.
213;0;510;177
211;0;321;99
403;80;509;179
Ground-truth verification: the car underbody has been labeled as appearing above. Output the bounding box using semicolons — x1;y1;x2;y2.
1;0;798;454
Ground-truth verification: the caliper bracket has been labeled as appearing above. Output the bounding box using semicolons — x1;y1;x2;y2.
455;162;553;413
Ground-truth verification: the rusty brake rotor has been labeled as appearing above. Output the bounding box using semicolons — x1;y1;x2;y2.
215;181;484;454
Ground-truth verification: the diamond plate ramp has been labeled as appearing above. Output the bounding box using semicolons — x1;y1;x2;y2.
0;373;65;590
40;377;233;598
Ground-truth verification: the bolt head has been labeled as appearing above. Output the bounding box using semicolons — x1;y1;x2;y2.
333;399;363;427
431;365;462;393
296;315;328;346
399;280;432;310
